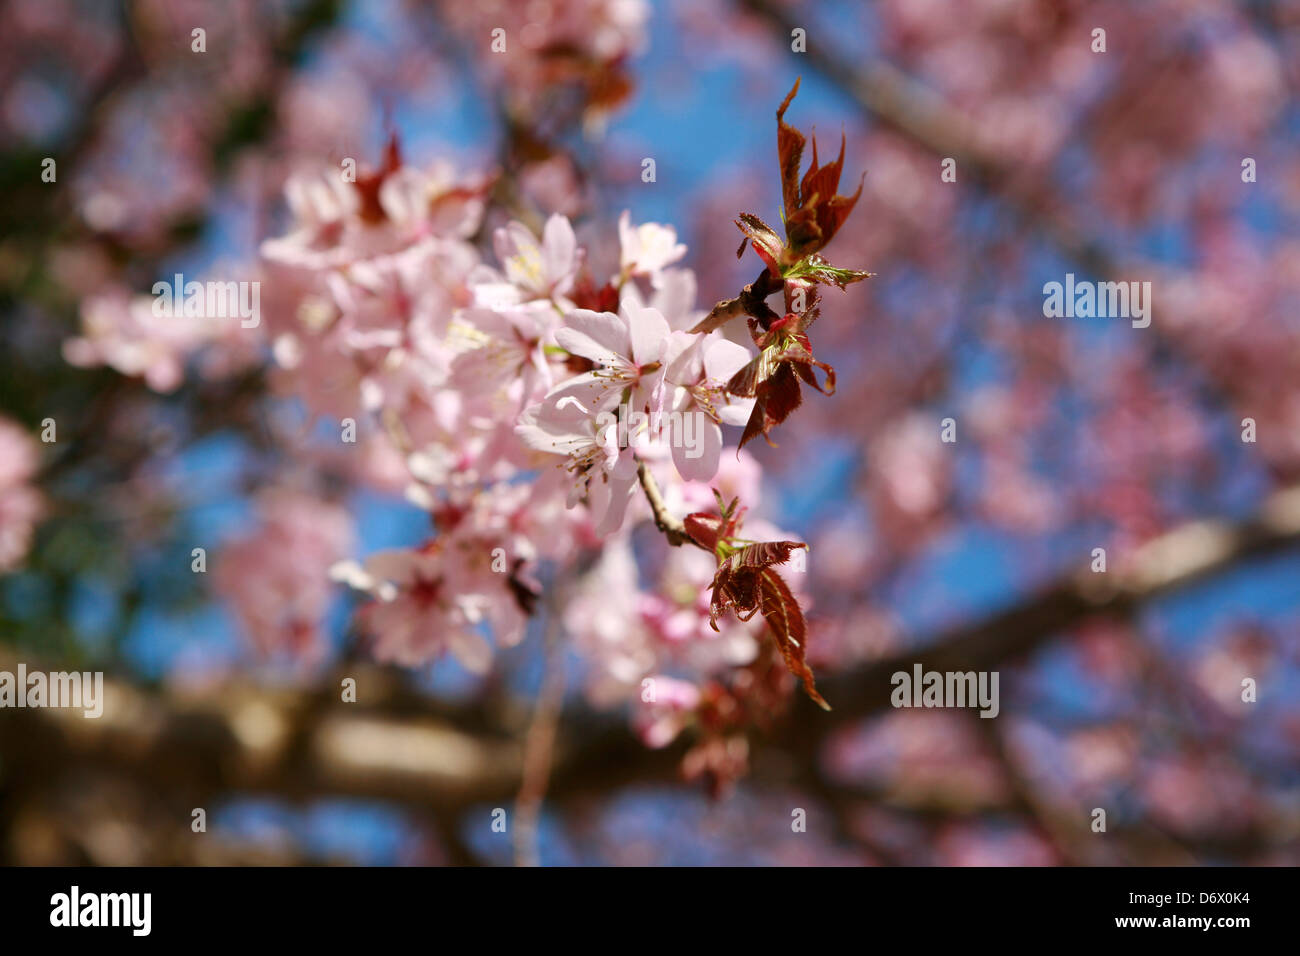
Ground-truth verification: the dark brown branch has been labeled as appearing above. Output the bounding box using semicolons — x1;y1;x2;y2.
512;594;569;866
795;485;1300;736
5;489;1300;862
689;268;783;334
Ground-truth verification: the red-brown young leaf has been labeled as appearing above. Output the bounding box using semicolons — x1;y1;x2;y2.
735;213;784;278
736;400;768;451
706;536;805;621
724;343;775;399
779;337;836;395
687;495;748;552
570;273;621;313
353;132;404;224
721;540;806;572
776;79;806;225
684;513;725;551
759;361;803;426
784;205;821;257
799;132;847;214
735;359;802;450
728;318;839;449
757;568;829;710
772;79;866;258
791;355;836;395
708;567;760;628
817;175;865;249
698;516;827;709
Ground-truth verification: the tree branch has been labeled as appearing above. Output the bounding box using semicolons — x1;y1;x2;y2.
796;484;1300;735
689;268;783;334
637;460;704;549
5;487;1300;862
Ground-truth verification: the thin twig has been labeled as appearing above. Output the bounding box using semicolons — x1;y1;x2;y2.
513;588;569;867
636;460;704;549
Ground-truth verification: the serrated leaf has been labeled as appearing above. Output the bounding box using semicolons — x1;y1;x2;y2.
785;255;874;291
725;341;781;399
735;213;785;278
799;132;847;217
722;540;806;572
771;79;868;260
776;79;806;226
757;568;829;710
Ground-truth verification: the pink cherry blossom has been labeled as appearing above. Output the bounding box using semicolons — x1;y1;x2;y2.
64;291;210;393
548;302;672;415
634;675;701;748
618;210;687;278
476;214;580;306
333;546;495;672
516;393;641;536
661;330;753;482
213;489;354;663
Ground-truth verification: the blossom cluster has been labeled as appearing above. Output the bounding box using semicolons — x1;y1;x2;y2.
258;153;787;707
61;139;800;735
61;82;864;761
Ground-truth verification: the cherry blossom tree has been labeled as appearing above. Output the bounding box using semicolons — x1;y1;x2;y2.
1;0;1298;867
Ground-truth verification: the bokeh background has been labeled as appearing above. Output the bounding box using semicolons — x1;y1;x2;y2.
2;0;1299;865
